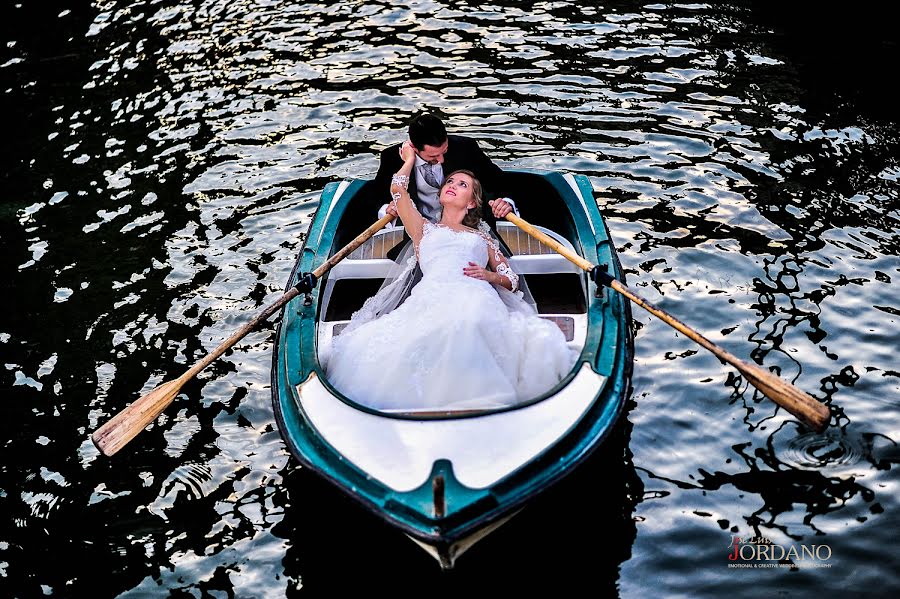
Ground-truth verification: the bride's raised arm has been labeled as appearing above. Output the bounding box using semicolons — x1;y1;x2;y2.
389;140;426;246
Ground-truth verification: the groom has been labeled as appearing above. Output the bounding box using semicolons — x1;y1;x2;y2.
369;113;518;226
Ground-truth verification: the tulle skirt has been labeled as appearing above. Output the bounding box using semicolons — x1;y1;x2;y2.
323;269;576;412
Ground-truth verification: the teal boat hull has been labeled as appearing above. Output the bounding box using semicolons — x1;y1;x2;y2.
272;170;633;567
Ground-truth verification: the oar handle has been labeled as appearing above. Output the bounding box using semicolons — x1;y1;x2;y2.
505;213;830;433
92;213;395;456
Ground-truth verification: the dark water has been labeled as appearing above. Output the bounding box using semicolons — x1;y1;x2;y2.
2;1;899;596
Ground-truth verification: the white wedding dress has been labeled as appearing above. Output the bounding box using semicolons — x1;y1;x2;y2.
324;222;577;412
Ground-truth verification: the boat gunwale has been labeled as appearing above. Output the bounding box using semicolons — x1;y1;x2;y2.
271;169;634;547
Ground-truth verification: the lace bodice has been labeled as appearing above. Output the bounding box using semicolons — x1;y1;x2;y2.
418;223;518;291
419;223;486;271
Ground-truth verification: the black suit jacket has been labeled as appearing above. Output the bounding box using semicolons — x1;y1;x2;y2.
369;134;511;229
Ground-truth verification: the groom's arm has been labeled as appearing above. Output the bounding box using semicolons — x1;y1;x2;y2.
372;146;398;206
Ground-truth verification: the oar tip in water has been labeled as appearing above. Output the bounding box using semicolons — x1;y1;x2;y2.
91;378;184;457
600;268;831;433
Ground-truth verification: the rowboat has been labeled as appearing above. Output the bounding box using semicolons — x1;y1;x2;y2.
271;169;633;568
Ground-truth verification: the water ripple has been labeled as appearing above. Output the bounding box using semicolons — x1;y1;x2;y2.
775;428;864;472
1;0;898;597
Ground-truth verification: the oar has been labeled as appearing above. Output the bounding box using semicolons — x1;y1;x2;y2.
505;213;830;433
92;214;396;456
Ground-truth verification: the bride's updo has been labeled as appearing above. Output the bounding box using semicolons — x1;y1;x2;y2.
442;169;483;228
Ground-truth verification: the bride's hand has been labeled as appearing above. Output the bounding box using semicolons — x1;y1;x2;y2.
399;140;417;164
463;262;493;282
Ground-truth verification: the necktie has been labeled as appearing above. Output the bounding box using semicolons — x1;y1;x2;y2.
420;163;440;189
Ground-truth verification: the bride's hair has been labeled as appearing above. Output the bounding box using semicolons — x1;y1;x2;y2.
442;169;483;229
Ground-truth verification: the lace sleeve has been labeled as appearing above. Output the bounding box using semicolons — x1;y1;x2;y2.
390;174;409;209
415;221;437;260
479;229;519;293
495;262;519;293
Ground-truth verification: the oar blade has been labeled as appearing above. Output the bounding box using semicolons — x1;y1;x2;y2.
737;364;830;433
91;378;184;457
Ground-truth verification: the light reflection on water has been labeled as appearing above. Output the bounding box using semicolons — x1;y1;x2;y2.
1;1;898;596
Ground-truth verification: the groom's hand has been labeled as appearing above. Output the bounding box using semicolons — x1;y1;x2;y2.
378;202;400;223
489;198;514;219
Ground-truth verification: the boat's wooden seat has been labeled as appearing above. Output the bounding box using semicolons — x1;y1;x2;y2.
497;222;582;275
321;222;587;346
329;227;401;280
347;227;406;260
328;258;397;280
496;222;566;256
330;223;579;280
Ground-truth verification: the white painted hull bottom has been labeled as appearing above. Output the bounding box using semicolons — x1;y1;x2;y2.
406;510;523;569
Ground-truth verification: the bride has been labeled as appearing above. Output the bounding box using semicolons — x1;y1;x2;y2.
325;142;577;412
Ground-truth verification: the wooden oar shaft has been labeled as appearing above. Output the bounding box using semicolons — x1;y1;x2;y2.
505;214;594;270
92;214;395;456
182;213;395;382
505;213;829;433
315;214;396;276
94;284;310;456
607;279;727;359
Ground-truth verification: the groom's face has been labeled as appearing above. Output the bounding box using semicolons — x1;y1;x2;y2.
417;140;449;165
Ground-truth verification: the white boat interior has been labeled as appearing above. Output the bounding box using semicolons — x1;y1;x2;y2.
315;221;589;409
